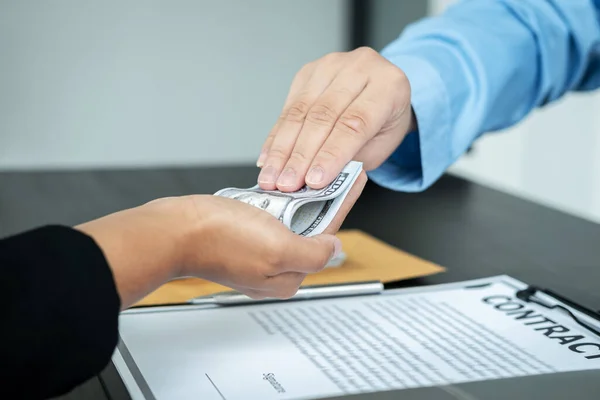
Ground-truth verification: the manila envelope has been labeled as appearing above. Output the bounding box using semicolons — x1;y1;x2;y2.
134;229;445;306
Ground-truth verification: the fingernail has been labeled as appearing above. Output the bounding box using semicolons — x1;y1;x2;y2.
277;168;296;187
306;166;324;185
258;165;277;184
256;151;267;167
332;238;342;259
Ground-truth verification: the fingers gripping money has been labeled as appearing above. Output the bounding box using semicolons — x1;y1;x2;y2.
215;161;365;237
223;192;292;221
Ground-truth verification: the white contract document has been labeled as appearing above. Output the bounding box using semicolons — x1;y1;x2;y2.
113;275;600;400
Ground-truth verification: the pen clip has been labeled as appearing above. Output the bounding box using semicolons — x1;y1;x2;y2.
288;280;382;290
210;280;382;297
190;280;384;306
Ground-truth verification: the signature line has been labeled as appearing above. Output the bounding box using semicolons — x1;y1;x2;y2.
205;373;227;400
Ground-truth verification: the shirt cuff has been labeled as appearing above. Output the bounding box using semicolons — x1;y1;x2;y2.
368;54;452;192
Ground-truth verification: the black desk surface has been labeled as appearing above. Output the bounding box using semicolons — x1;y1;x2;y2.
1;164;599;399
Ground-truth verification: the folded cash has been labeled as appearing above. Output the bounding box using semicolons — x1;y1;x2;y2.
214;161;363;237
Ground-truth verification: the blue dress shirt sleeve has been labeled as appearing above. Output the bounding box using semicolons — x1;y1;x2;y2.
369;0;600;192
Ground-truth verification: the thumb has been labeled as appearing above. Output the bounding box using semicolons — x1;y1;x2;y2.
281;233;342;273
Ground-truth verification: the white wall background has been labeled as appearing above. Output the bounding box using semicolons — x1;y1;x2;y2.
2;0;598;223
0;0;346;169
430;0;600;223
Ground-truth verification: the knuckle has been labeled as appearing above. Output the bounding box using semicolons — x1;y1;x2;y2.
390;68;410;95
321;51;343;63
289;149;309;163
263;133;276;144
265;247;285;270
286;100;311;122
299;61;315;75
353;46;378;58
306;103;338;126
277;111;289;123
331;85;354;97
261;136;276;150
316;145;341;162
388;68;411;114
267;147;289;161
337;111;370;138
390;65;409;85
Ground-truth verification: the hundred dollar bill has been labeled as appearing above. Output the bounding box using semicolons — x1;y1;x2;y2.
214;161;363;237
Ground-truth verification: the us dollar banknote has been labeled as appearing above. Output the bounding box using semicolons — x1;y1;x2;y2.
214;161;363;238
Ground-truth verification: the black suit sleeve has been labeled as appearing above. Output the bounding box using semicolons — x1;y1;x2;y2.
0;225;121;399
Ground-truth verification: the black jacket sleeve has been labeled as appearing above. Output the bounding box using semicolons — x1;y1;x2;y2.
0;225;121;399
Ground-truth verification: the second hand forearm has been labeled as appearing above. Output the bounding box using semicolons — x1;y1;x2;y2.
75;199;188;309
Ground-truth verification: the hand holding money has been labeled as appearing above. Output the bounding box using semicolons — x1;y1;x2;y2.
176;166;363;297
150;165;365;301
167;195;342;299
215;161;365;237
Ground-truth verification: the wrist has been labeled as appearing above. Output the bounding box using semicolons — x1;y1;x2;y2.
174;195;219;278
76;197;192;308
138;197;194;278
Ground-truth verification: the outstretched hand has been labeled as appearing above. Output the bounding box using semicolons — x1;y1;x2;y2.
257;47;415;192
77;171;367;308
